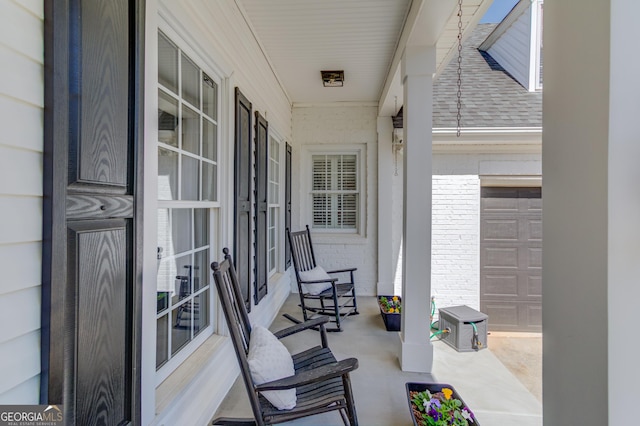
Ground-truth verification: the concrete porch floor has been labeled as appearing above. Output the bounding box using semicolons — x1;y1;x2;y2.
211;295;542;425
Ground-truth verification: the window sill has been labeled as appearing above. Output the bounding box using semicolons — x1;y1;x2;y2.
310;233;368;245
268;272;284;284
155;333;226;414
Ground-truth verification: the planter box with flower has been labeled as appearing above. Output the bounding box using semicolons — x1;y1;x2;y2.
378;295;401;331
406;382;478;426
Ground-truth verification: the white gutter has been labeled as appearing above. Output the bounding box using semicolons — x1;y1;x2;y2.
431;127;542;153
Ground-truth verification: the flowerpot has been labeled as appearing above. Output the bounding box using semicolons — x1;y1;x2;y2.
406;382;478;426
378;295;401;331
380;310;401;331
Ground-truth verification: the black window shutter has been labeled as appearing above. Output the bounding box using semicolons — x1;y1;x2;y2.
254;111;268;304
285;143;292;268
234;88;253;311
42;0;144;422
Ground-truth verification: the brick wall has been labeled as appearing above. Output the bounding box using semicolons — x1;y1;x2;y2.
292;105;378;295
391;151;540;315
392;173;480;314
431;175;480;313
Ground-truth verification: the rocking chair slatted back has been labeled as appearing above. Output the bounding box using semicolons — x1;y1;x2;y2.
215;248;252;354
286;226;359;332
211;247;360;426
288;225;316;273
211;249;265;424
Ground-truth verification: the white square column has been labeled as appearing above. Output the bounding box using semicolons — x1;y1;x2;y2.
544;0;640;423
399;45;435;372
377;116;394;296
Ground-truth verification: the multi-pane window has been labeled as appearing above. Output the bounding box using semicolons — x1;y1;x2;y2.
311;153;359;231
268;137;280;274
156;31;219;372
156;208;212;367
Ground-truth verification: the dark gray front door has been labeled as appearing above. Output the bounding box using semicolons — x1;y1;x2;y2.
42;0;144;423
480;187;542;332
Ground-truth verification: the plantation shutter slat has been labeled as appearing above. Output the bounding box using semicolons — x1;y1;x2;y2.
310;154;358;230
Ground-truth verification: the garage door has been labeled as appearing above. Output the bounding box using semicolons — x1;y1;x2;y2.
480;187;542;332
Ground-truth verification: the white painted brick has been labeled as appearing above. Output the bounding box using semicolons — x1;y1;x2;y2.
394;174;480;309
292;105;379;295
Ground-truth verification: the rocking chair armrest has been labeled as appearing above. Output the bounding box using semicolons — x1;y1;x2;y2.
273;317;329;339
254;358;359;391
299;277;338;284
326;267;357;274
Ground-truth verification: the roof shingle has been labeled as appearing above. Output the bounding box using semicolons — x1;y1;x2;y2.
432;24;542;128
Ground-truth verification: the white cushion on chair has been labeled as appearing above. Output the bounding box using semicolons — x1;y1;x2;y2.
299;266;333;295
250;324;280;348
248;326;297;410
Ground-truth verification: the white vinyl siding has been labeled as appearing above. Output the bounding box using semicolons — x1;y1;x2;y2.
486;6;532;90
0;0;44;404
311;153;359;231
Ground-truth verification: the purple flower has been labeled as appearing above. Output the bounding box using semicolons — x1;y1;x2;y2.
426;406;441;420
462;407;475;423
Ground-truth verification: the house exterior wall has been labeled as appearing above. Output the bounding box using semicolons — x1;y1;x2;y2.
146;1;296;424
158;1;292;135
431;175;480;312
0;0;44;404
391;150;541;315
292;105;378;296
486;6;532;90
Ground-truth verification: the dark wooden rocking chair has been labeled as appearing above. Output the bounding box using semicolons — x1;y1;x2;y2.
286;226;359;332
211;248;359;426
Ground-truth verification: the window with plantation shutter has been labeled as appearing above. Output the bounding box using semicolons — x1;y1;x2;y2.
311;154;359;230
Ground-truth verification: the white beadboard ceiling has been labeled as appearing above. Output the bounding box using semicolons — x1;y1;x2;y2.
237;0;492;109
238;0;412;104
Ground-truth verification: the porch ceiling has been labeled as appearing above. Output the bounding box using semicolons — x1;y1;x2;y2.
237;0;492;111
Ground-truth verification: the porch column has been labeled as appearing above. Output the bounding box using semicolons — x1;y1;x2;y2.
399;45;435;372
543;0;640;424
377;116;394;296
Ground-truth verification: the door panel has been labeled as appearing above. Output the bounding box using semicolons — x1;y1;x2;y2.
254;112;268;304
480;187;542;332
43;0;144;423
234;88;252;311
75;0;130;186
72;220;131;425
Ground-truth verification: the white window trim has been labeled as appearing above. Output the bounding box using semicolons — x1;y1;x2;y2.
302;144;366;237
268;135;281;276
153;27;225;386
532;0;544;91
142;10;234;423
